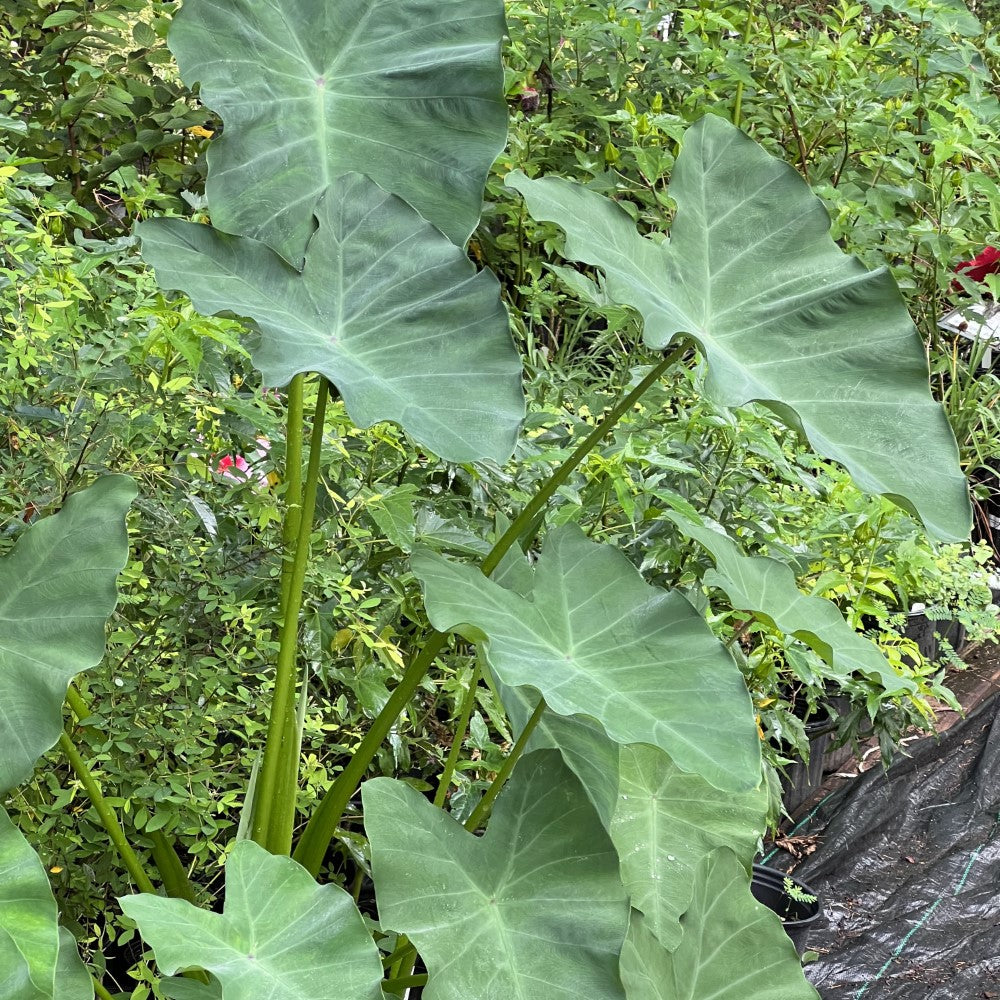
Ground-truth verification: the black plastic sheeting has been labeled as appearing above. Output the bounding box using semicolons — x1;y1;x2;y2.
764;691;1000;999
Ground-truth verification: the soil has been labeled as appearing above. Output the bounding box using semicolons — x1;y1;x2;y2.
924;638;1000;734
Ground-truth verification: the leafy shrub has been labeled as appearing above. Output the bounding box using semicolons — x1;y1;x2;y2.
0;0;208;229
0;3;994;999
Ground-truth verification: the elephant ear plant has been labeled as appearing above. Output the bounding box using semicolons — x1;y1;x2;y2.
0;2;971;998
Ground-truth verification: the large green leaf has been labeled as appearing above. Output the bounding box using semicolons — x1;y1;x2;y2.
0;808;91;1000
0;807;58;999
0;475;135;793
612;746;767;952
411;524;760;791
519;701;621;826
54;929;93;1000
620;851;819;1000
169;0;508;263
119;841;383;1000
363;750;629;1000
665;512;915;694
137;175;523;465
158;979;221;1000
507;697;767;953
507;115;970;541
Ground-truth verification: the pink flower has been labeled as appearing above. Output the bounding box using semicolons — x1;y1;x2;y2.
215;442;273;488
216;454;251;481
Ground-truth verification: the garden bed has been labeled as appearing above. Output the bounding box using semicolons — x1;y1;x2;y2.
765;685;1000;997
779;639;1000;818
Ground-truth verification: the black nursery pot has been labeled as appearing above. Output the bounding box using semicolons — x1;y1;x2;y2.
903;610;966;662
750;864;821;952
904;610;939;660
779;693;851;813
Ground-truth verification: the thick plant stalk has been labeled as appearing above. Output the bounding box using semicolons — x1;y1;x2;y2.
149;831;198;905
480;346;687;575
732;3;755;128
382;940;417;974
280;375;307;593
92;978;114;1000
65;684;200;904
463;698;546;832
387;941;416;985
250;375;306;842
432;661;482;808
271;383;330;854
57;730;156;895
64;685;94;724
253;378;329;854
295;346;689;874
295;630;451;875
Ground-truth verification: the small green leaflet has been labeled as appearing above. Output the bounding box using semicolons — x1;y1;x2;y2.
364;485;419;553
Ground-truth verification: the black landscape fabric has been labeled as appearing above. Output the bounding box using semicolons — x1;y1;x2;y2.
772;691;1000;999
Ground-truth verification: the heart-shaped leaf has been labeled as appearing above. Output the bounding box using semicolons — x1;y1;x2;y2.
137;174;523;465
664;512;915;694
0;808;91;1000
0;475;135;793
506;697;767;952
612;746;767;951
363;750;629;1000
168;0;508;263
411;524;760;791
120;841;383;1000
620;851;819;1000
507;115;970;541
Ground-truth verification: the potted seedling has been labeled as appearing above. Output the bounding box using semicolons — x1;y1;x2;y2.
751;865;822;952
893;538;997;661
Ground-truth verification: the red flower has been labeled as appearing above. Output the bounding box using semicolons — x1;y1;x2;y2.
953;246;1000;290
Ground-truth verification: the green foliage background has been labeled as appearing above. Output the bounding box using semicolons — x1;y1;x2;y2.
1;0;999;994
